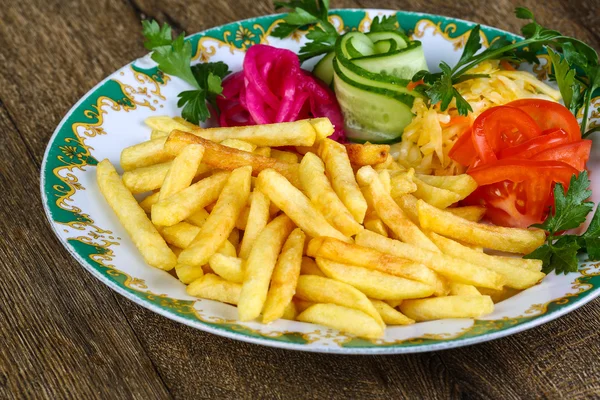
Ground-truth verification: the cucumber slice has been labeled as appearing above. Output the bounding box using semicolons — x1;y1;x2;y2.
313;52;335;86
366;31;409;50
333;60;414;143
373;39;397;54
352;41;428;80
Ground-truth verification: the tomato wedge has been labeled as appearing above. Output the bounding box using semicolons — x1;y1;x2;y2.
471;106;542;163
498;128;570;159
531;140;592;171
449;128;476;167
468;159;578;187
505;99;581;142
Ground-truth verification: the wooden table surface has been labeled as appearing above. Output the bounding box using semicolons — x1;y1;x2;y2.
1;0;599;398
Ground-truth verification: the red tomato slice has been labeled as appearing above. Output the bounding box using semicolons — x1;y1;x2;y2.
468;159;578;187
449;127;476;166
505;99;581;141
471;106;542;163
498;128;570;159
531;139;592;171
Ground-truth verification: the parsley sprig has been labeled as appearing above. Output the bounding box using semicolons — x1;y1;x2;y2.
525;171;600;274
141;20;230;125
413;7;600;131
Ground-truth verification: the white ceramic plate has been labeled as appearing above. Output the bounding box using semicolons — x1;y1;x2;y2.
41;9;600;354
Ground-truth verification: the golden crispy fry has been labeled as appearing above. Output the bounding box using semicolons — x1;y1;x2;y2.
416;173;478;199
299;152;363;237
295;146;317;155
145;116;194;133
446;206;487;222
175;263;204;284
496;256;543;272
270;149;299;164
316;258;435;300
208;254;244;283
378;170;391;194
256;169;350;242
218;240;237;258
186;274;242;305
139;192;160;213
373;154;394;170
186;208;210;227
319;138;368;223
417;199;546;254
262;228;306;323
295;275;384;329
178;166;252;267
235;206;250;230
165;131;301;187
297;303;384;339
393;194;419;225
151;172;229;226
120;137;173;171
122;161;211;194
220;138;257;152
370;299;415;325
477;286;522;303
308;238;445;295
355;230;505;290
96;160;176;270
300;256;325;276
194;119;317;146
159;144;205;201
448;282;481;296
390;169;417;198
429;232;545;289
356;166;438;252
309;118;335;141
344;143;390;166
386;300;403;309
173;116;200;130
363;213;389;237
159;222;200;248
400;295;494;321
293;298;314;313
238;189;271;259
282;302;298;320
151;130;169;140
238;215;295;321
253;147;271;157
412;176;462;209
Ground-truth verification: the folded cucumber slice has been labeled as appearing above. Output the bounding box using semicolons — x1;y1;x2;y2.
313;52;335;86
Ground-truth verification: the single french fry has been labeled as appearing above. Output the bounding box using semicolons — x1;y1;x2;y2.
159;144;205;201
165;131;301;187
96;159;176;270
151;172;229;226
145;116;194;133
238;215;295;321
355;230;505;290
295;275;384;329
417;199;546;254
208;254;244;283
400;296;494;321
220;138;257;152
412;176;462;209
370;299;415;325
496;256;543;272
416;173;478;199
446;206;487;222
238;189;271;259
319;138;368;223
477;286;522;303
297;303;384;339
448;282;481;296
151;129;169;140
178;166;252;267
254;147;271;157
308;237;446;295
309;118;335;141
393;194;419;225
378;170;392;194
390;169;417;198
316;258;435;300
120;137;173;171
262;228;306;323
173;116;200;130
270;149;299;164
190;119;317;146
235;206;250;230
363;213;389;237
123;161;211;194
356;166;439;252
299;152;363;237
282;301;298;320
374;154;394;170
186;274;242;305
186;208;210;227
300;256;325;276
159;222;200;249
175;263;204;284
256;169;350;243
293;298;314;313
139;192;160;213
344;143;390;166
295;146;317;155
429;232;545;289
218;239;237;258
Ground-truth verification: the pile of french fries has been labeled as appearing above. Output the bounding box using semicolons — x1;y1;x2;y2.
97;116;547;339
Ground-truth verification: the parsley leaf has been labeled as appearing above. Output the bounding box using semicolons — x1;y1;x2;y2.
526;172;599;274
141;20;231;124
370;15;404;34
547;48;583;114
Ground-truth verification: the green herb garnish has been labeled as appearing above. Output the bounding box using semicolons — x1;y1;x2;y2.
141;20;230;124
525;171;599;274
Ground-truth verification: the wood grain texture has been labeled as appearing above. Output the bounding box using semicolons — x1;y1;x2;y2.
0;0;598;398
